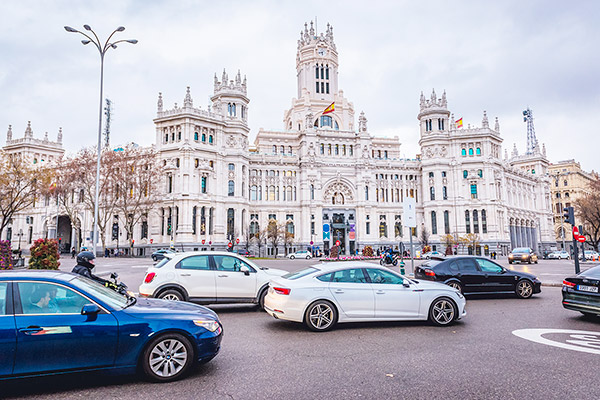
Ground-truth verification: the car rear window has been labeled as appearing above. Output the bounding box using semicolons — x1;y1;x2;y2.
422;260;441;268
154;258;171;268
512;248;530;253
283;267;319;280
581;266;600;278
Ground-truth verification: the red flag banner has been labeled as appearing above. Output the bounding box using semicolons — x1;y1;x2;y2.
323;102;335;115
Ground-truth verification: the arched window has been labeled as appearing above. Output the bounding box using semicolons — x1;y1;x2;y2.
310;184;315;200
273;145;277;154
320;143;324;154
288;146;292;154
428;172;434;178
461;148;466;156
465;210;471;234
228;180;235;196
232;103;236;116
281;145;285;154
200;207;206;235
482;210;487;233
444;210;450;234
227;208;235;238
477;169;483;178
250;221;259;238
431;211;437;235
379;221;388;238
269;186;275;201
250;185;257;201
473;210;479;233
201;177;207;194
320;115;333;128
228;163;235;171
443;186;448;200
476;147;481;155
287;186;293;201
194;132;199;141
469;148;474;156
463;170;468;179
365;186;369;201
201;133;206;142
395;220;402;238
430;187;435;201
286;221;295;237
208;135;213;144
335;144;339;155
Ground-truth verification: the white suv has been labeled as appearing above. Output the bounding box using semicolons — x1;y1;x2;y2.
139;251;287;309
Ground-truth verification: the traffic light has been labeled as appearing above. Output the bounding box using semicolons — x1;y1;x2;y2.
563;206;575;225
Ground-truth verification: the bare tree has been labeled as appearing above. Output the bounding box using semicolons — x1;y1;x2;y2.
112;144;163;251
0;151;53;237
282;221;295;256
419;226;430;248
253;226;268;257
464;233;481;254
575;177;600;251
267;220;285;258
52;155;86;250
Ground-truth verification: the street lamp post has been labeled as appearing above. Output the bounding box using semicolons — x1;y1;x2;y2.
64;25;137;256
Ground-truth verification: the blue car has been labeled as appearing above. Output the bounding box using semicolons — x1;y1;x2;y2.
0;270;222;382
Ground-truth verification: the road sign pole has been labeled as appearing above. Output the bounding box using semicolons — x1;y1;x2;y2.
409;231;414;274
573;236;580;274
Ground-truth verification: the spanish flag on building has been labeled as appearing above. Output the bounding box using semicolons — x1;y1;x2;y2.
455;118;463;128
323;102;335;115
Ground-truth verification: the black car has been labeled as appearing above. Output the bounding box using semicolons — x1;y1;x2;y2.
414;256;541;298
562;265;600;319
151;249;175;261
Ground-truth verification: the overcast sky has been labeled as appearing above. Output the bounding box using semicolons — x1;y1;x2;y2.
1;0;598;172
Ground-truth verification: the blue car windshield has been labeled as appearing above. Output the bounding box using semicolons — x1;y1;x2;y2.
70;276;128;309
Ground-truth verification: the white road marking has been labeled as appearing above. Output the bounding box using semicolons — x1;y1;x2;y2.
512;328;600;355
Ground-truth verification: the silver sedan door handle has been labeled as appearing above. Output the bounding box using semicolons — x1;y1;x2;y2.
334;289;344;293
180;273;191;276
376;290;385;294
218;275;228;278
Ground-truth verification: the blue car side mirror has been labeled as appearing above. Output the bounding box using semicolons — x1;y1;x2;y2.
81;304;100;315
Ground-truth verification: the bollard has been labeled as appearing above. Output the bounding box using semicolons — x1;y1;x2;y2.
400;260;406;275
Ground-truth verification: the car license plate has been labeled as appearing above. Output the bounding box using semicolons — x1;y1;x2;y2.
577;285;599;293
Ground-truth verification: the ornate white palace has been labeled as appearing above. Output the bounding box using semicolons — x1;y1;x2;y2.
4;21;555;256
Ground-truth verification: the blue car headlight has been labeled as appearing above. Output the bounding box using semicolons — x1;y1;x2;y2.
194;319;221;332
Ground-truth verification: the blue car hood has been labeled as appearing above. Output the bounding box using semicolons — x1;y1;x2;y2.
123;297;219;320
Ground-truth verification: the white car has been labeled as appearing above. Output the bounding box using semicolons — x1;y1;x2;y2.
580;251;599;261
139;251;287;309
264;261;466;331
548;251;570;260
287;250;312;259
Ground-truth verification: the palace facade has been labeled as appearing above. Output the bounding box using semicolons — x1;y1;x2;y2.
4;22;555;256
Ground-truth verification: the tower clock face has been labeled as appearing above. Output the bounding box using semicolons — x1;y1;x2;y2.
317;48;327;56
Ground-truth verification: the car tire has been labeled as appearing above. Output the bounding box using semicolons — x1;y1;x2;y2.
580;312;598;320
304;300;338;332
306;256;311;259
152;256;157;262
508;260;513;264
429;297;457;326
290;255;295;260
257;287;268;311
528;259;532;264
446;281;463;293
392;259;398;266
141;332;194;382
380;259;384;265
515;279;534;299
534;260;538;264
158;289;185;302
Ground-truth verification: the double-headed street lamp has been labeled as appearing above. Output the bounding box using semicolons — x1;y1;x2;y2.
64;25;137;256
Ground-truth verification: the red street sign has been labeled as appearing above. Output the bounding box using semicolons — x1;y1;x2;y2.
335;240;341;246
150;239;153;244
310;241;314;245
573;226;580;238
202;239;205;244
228;242;233;248
577;236;586;243
209;241;212;245
236;238;240;244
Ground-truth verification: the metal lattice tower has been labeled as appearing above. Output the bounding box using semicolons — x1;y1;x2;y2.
103;98;112;148
523;107;538;155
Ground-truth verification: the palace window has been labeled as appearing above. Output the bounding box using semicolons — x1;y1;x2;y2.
443;186;448;200
194;132;199;141
228;163;235;171
465;210;471;234
430;187;435;201
482;210;488;234
320;143;324;154
228;180;235;196
461;149;466;156
208;135;214;144
201;177;207;194
473;210;479;234
310;184;315;200
431;211;437;235
471;184;478;199
476;147;481;155
463;170;468;179
444;210;450;234
477;169;483;178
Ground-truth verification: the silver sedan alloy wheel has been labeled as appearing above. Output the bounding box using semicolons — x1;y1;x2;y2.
447;281;461;291
149;338;188;378
517;280;533;298
431;299;455;325
162;293;181;301
308;303;334;330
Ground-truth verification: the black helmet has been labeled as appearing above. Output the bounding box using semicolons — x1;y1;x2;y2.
76;251;96;269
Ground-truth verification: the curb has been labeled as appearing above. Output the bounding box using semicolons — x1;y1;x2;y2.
541;282;563;288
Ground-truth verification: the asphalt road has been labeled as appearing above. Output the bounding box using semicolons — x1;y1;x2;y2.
3;257;599;399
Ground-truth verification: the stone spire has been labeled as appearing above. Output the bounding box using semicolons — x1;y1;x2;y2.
235;70;241;85
542;143;547;156
420;92;425;109
511;143;519;157
24;121;33;138
57;127;63;144
359;111;368;132
184;86;193;108
441;90;447;108
7;125;12;142
221;69;228;84
430;89;437;103
482;111;489;128
504;149;509;160
43;131;49;142
157;92;163;112
494;117;500;132
309;20;315;36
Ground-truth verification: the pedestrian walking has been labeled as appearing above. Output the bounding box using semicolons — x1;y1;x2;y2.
71;247;76;259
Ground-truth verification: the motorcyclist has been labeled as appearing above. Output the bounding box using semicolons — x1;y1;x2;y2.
72;251;111;286
384;247;394;263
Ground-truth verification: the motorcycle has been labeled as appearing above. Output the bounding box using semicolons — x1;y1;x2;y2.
105;272;134;297
380;252;398;266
